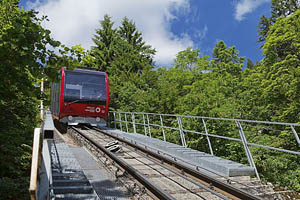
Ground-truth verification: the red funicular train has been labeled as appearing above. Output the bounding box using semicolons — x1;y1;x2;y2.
51;67;109;126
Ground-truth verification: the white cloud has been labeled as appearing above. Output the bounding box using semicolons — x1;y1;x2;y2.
234;0;270;21
27;0;193;66
196;25;208;41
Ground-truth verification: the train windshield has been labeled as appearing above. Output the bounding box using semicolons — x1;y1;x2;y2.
64;71;107;104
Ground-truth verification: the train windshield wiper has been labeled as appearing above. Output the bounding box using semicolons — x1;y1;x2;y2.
67;99;83;105
66;99;106;105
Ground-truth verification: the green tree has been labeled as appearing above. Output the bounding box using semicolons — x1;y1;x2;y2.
119;17;155;62
111;17;156;75
89;16;156;111
271;0;300;19
246;58;255;70
258;0;300;43
211;40;244;76
0;1;61;199
89;14;117;71
243;10;300;191
258;15;271;43
173;47;201;71
261;10;300;122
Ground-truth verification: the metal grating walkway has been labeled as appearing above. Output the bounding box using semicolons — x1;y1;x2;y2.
50;142;99;199
100;127;255;177
45;140;128;199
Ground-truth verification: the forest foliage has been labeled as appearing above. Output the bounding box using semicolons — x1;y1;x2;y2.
0;0;300;199
0;1;76;199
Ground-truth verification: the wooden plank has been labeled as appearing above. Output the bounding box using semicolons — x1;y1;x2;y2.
29;128;41;200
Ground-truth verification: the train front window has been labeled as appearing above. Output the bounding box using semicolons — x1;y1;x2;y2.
64;71;106;104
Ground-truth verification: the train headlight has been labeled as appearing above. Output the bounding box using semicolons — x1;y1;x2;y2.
96;117;101;122
68;116;73;121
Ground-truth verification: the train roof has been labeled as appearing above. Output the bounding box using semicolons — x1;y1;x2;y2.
64;68;107;76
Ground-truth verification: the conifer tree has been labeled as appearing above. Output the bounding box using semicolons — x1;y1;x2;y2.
112;17;156;74
90;14;117;71
258;0;300;43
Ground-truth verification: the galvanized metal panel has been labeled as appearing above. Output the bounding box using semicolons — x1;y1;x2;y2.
101;128;255;177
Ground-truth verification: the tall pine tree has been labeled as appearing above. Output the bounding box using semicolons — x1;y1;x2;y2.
111;17;156;75
258;0;300;43
90;15;117;71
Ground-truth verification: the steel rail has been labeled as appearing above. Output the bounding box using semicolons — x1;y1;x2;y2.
87;127;229;199
131;145;230;200
71;127;176;200
94;127;262;200
87;127;230;199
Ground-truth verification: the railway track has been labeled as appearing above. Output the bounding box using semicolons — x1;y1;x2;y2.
67;126;264;200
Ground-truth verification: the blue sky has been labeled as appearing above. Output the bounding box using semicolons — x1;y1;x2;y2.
171;0;270;63
20;0;271;66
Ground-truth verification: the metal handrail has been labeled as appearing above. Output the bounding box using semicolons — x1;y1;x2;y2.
112;111;300;126
29;128;41;200
109;111;300;180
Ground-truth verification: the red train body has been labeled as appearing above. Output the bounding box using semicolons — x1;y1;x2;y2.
51;67;109;126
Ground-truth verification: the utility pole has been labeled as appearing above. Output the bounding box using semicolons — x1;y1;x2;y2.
40;78;44;120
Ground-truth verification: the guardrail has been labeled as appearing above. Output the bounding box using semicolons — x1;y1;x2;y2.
29;128;41;200
109;111;300;180
29;111;55;200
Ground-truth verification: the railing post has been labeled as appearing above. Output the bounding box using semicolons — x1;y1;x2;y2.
125;113;129;133
236;120;260;180
118;112;122;131
202;118;213;155
147;114;152;138
113;112;116;129
290;125;300;147
132;113;136;134
160;115;166;142
177;116;187;148
143;113;147;136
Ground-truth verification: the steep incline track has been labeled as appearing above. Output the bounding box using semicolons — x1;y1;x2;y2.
68;126;263;200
